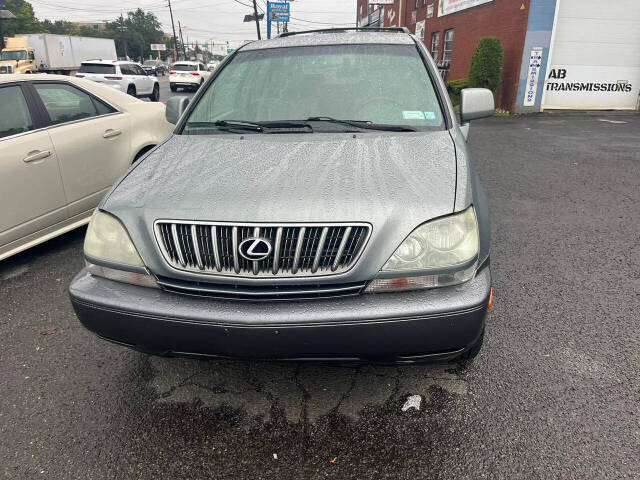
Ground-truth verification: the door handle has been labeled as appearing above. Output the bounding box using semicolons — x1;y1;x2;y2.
103;129;122;139
23;150;51;163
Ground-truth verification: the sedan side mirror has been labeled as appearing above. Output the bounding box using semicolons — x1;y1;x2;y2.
460;88;495;123
165;96;190;124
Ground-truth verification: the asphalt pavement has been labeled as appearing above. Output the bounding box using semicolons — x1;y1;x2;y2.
1;112;638;479
158;75;196;102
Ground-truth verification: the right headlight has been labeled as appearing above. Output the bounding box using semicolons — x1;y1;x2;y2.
365;207;479;293
84;210;159;289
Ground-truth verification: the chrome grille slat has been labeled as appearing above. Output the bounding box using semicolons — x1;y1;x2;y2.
332;226;352;271
155;221;370;278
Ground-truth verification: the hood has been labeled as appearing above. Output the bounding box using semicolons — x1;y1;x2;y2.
104;132;458;281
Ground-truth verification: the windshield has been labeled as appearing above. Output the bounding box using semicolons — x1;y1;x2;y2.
185;44;444;133
1;50;27;61
172;64;196;71
79;63;115;74
144;60;159;66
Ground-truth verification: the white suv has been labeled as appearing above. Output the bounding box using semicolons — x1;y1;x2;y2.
77;60;160;101
170;62;211;92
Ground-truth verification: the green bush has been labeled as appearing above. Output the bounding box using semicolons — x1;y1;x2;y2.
447;77;471;106
468;37;504;94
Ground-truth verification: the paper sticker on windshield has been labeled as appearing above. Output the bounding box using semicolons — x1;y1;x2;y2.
403;111;425;120
423;111;437;120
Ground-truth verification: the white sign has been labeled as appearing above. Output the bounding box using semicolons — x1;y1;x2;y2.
438;0;492;16
150;44;166;51
415;20;426;40
524;47;543;107
370;0;395;4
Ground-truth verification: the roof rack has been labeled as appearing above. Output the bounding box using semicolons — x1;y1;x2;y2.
278;27;411;38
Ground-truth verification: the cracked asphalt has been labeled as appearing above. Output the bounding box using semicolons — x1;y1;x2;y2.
1;112;639;479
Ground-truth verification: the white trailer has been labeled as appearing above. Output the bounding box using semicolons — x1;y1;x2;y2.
14;34;117;74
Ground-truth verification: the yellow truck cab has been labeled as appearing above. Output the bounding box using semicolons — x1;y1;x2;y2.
0;38;36;74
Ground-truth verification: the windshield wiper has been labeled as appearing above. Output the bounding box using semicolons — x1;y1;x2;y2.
306;116;416;132
185;120;313;134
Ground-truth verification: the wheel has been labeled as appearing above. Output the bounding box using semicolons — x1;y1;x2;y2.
170;84;177;92
150;83;160;102
456;329;484;366
127;85;136;97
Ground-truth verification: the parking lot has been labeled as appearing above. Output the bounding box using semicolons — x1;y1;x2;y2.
1;112;638;479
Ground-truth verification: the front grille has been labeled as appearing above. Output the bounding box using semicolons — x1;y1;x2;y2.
156;275;366;301
154;221;371;278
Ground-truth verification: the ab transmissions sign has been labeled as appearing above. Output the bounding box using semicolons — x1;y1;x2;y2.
438;0;492;16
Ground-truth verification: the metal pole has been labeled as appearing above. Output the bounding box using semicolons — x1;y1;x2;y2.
178;21;186;59
252;0;261;40
167;0;179;61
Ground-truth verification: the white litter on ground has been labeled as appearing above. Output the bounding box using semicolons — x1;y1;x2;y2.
273;453;278;460
401;395;422;412
598;119;627;124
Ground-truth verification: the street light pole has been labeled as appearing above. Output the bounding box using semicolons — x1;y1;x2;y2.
252;0;261;40
167;0;179;61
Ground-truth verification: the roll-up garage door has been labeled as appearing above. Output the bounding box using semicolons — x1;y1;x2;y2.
542;0;640;110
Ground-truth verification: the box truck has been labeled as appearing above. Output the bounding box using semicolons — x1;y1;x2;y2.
0;34;117;74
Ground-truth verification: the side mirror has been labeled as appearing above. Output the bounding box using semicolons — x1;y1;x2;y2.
460;88;495;123
165;96;190;124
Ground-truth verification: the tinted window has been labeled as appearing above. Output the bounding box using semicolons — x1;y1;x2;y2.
0;86;34;139
133;65;146;75
172;64;196;71
34;83;102;125
79;63;116;74
119;64;133;75
186;44;444;129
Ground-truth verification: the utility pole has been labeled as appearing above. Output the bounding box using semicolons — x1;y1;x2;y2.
167;0;179;62
178;21;186;59
119;14;128;59
252;0;261;40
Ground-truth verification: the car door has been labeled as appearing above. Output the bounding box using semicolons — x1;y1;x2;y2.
119;64;137;95
200;63;211;81
30;81;132;218
0;83;68;250
132;64;153;95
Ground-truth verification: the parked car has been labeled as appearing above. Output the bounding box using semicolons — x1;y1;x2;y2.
76;60;160;101
69;28;495;364
169;61;211;91
0;74;173;261
142;59;168;77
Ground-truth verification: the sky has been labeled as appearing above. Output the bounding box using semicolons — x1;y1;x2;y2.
28;0;358;48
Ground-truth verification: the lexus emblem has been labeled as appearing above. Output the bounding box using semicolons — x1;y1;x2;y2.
238;237;272;261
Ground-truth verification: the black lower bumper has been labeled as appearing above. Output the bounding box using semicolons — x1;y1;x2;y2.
69;266;491;363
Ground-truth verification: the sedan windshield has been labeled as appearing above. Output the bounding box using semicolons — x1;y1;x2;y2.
1;50;27;61
185;44;444;133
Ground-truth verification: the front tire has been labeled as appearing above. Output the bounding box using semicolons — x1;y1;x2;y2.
127;85;136;97
150;83;160;102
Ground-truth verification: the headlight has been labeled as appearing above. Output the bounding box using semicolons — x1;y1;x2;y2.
84;211;144;266
366;207;479;293
84;211;159;288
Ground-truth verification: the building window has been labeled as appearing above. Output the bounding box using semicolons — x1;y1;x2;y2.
431;32;440;61
443;29;454;63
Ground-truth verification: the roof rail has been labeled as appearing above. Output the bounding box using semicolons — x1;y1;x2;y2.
278;27;411;38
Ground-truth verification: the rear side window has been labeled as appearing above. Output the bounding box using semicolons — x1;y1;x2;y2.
33;83;113;125
79;63;115;74
173;64;195;71
0;85;34;139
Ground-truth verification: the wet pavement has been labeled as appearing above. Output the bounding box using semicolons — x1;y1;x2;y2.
1;112;638;479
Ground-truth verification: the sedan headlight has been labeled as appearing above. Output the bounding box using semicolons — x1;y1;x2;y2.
84;211;158;288
366;207;479;293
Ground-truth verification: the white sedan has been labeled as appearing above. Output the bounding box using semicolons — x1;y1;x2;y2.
0;74;174;261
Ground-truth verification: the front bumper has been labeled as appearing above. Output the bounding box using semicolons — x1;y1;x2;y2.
69;265;491;363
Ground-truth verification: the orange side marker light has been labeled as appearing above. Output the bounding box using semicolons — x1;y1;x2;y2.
488;287;494;310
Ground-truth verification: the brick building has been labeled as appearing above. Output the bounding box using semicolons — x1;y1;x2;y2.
357;0;640;112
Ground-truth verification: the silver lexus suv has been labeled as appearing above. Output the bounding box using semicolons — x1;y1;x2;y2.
69;28;495;364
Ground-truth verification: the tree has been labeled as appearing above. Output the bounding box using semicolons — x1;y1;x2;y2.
105;9;164;60
468;37;504;95
3;0;39;36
